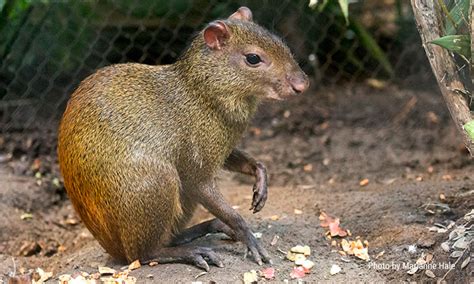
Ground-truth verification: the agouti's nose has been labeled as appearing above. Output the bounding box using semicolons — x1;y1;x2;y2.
288;74;309;94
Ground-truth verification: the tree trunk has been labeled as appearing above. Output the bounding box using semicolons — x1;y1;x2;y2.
411;0;474;154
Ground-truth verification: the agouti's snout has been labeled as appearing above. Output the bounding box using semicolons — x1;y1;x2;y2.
287;72;309;94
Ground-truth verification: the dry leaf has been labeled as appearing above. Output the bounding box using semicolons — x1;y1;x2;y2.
270;215;279;221
359;178;369;186
441;242;450;252
290;267;306;279
303;164;313;172
270;235;279;246
461;257;470;269
406;266;418;275
260;267;275;280
330;264;341;275
450;250;463;258
32;268;53;284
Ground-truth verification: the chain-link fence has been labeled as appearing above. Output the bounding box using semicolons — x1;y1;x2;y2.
0;0;434;153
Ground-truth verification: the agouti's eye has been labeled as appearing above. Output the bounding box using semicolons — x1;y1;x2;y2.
245;54;262;65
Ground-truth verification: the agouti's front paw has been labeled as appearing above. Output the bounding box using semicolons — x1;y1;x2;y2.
250;162;268;213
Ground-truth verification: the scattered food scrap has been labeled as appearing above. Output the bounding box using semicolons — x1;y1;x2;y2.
286;245;315;278
243;270;258;284
260;267;275;280
330;264;341;275
294;209;303;215
319;212;348;237
341;239;370;261
290;266;306;279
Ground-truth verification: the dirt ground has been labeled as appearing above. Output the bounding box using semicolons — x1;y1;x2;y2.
0;83;473;283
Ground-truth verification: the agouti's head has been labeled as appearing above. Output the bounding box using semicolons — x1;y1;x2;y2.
179;7;309;102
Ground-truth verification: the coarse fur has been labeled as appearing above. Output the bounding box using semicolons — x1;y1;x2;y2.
58;8;308;263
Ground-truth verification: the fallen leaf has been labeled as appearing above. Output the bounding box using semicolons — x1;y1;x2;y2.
450;250;463;258
441;242;450;252
243;270;258;284
330;264;341;275
303;164;313;172
20;213;33;220
32;268;53;284
442;174;452;181
359;178;369;186
290;267;306;279
406;266;418;275
453;237;468;249
270;235;279;246
461;256;470;269
260;267;275;280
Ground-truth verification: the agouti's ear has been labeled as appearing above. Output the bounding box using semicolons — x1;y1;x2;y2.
203;21;230;50
229;6;253;22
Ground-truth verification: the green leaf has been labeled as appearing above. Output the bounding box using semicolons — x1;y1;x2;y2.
349;19;394;76
445;0;469;35
337;0;349;25
463;120;474;142
430;35;470;58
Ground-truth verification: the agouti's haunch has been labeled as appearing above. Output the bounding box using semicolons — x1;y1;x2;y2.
58;7;308;270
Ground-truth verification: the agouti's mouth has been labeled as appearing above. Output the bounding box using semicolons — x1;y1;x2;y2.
265;87;299;101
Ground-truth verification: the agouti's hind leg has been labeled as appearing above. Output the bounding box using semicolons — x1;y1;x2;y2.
145;246;223;271
170;218;236;246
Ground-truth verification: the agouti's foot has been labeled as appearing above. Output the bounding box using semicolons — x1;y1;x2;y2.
240;230;272;265
151;246;223;271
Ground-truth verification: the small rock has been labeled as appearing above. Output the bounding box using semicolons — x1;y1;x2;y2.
425;270;436;278
417;238;435;248
441;242;450;252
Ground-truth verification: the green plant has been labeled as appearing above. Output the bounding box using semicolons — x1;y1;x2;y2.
309;0;394;76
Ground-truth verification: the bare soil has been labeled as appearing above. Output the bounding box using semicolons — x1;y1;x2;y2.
0;83;473;283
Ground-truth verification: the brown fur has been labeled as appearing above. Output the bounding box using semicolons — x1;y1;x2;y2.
58;11;307;263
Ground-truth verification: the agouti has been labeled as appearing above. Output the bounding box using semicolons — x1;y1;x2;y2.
58;7;308;270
